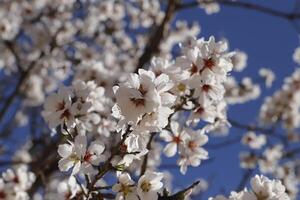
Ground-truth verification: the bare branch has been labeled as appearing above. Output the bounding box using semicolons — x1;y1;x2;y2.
236;169;254;191
135;0;177;73
140;132;157;176
158;180;200;200
177;0;300;20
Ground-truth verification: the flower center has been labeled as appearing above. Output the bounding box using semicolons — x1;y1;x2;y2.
255;192;269;200
13;176;19;184
203;58;215;69
69;154;80;162
119;144;128;155
141;181;152;192
130;98;145;107
0;24;6;32
202;84;211;92
190;63;198;76
173;136;182;144
64;191;72;200
60;109;72;119
121;184;133;196
195;107;204;114
130;85;148;107
188;141;198;151
83;152;93;162
56;101;66;111
138;85;147;96
0;191;6;199
177;83;186;92
244;136;253;144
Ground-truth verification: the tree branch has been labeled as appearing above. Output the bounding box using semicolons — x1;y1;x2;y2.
135;0;177;73
140;132;156;176
158;180;200;200
236;169;254;191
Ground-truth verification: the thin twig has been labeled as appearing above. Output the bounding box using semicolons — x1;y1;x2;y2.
140;132;156;176
177;0;300;20
206;136;242;149
236;169;254;191
135;0;177;73
158;180;200;200
228;118;286;142
3;40;23;72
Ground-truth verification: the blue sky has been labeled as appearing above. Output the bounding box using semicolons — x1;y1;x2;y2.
165;1;300;198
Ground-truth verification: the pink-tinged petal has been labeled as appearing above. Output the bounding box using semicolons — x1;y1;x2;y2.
88;141;105;155
71;161;81;175
127;73;140;88
74;134;87;158
170;121;179;134
160;93;176;107
151;181;163;191
163;143;177;157
198;134;209;146
112;184;121;193
58;158;74;172
58;144;73;158
160;130;173;142
190;157;201;167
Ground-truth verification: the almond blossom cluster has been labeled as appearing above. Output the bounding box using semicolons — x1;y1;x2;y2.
112;171;164;200
198;0;220;15
111;36;234;173
161;121;209;174
210;175;290;200
173;36;233;127
223;51;264;104
239;141;300;198
39;36;237;199
240;144;283;173
260;69;300;133
42;80;112;134
58;134;105;176
0;166;35;200
224;76;261;104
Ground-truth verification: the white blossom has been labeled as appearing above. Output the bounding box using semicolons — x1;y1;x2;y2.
58;134;105;175
137;171;163;200
242;131;266;149
112;173;138;200
293;46;300;65
160;121;189;157
259;68;275;88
